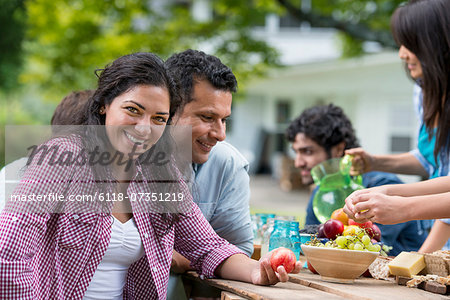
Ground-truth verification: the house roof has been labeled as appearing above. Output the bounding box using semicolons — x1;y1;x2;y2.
246;51;413;97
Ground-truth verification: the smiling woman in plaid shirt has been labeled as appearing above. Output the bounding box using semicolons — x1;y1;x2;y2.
0;52;300;299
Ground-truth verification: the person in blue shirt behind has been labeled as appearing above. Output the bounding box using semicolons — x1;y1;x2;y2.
286;104;427;256
165;50;253;299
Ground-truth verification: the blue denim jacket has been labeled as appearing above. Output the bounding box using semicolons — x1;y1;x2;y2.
306;171;427;256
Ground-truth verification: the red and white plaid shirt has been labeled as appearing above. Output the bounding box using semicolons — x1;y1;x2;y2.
0;136;243;299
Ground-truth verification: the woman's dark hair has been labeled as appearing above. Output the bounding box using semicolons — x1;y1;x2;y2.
86;52;180;125
82;53;187;225
391;0;450;158
286;104;360;158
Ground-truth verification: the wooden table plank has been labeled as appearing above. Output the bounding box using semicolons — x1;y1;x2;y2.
290;270;448;300
184;271;345;300
221;291;247;300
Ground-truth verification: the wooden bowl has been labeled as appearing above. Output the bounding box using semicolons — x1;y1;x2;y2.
301;244;379;283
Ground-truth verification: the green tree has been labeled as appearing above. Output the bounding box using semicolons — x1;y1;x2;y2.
276;0;404;54
1;0;407;100
22;0;281;100
21;0;404;100
0;0;26;92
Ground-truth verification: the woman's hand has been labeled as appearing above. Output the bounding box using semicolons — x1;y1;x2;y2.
250;251;302;285
345;148;375;175
344;190;410;225
344;187;389;220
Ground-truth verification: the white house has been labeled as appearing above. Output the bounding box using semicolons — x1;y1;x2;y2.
190;1;418;180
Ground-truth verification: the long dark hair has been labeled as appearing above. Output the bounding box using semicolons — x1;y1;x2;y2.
83;53;188;223
391;0;450;158
86;52;179;126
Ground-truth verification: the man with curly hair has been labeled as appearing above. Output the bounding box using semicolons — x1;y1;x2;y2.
286;104;427;255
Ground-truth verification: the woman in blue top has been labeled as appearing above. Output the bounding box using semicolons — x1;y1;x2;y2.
344;0;450;252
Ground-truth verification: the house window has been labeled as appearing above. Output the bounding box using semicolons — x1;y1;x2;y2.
276;100;291;124
279;13;301;28
390;136;411;152
275;133;287;152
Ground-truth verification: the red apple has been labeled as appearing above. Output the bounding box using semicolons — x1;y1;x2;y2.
348;219;373;230
270;247;296;273
323;219;344;240
307;260;318;274
317;224;326;238
367;224;381;242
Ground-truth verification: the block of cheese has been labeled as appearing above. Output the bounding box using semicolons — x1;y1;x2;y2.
388;252;426;277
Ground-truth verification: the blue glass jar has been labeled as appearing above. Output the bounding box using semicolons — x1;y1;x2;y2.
289;221;301;260
260;218;275;257
269;220;292;252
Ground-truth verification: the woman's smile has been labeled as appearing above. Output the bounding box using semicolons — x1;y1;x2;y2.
104;84;170;158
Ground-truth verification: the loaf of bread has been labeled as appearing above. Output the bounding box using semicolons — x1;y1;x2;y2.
424;253;449;277
369;256;393;280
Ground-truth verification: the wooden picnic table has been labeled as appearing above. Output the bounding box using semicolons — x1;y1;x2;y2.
183;269;448;299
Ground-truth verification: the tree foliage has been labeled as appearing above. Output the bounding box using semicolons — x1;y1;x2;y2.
277;0;404;52
0;0;26;93
2;0;406;98
21;0;281;100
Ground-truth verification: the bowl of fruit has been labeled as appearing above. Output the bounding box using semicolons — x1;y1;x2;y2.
302;215;381;283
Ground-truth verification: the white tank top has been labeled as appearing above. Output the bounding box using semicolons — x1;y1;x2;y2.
83;216;145;299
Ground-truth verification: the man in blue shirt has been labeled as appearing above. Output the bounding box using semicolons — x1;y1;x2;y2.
286;104;427;256
165;50;253;298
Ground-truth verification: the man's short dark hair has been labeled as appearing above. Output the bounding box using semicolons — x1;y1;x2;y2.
286;104;360;155
165;49;237;110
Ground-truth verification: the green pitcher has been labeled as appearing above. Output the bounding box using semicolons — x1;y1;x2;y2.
311;155;364;223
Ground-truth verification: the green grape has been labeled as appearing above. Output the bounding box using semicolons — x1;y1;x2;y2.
382;244;392;253
372;244;381;252
335;236;347;247
354;243;364;251
344;235;354;242
367;244;376;252
355;228;365;238
361;235;371;246
348;243;355;250
325;241;333;247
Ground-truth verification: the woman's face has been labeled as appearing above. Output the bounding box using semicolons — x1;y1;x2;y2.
104;84;170;158
398;45;423;79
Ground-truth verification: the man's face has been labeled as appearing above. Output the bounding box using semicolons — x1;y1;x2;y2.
292;133;344;185
292;133;328;185
173;80;232;164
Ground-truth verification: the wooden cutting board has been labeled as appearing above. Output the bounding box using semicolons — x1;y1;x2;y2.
290;270;448;300
184;271;345;299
